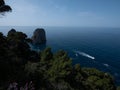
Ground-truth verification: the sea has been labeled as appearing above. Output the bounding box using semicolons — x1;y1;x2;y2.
0;26;120;86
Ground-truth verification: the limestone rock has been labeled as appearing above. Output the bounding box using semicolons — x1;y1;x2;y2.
7;29;16;36
32;28;46;44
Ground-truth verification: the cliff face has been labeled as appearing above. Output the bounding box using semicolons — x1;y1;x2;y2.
32;28;46;44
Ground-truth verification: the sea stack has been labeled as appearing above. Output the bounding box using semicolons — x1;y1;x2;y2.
32;28;46;44
7;28;16;36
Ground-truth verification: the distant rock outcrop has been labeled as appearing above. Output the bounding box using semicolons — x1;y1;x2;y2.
8;29;16;35
7;29;16;36
32;28;46;44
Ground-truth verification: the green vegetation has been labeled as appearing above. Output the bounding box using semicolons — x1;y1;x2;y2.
0;29;118;90
0;0;12;14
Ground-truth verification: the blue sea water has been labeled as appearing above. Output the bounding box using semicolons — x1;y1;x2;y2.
0;26;120;85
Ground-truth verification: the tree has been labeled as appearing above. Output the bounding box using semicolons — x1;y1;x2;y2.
82;68;116;90
117;86;120;90
41;47;53;62
0;0;12;14
0;32;10;83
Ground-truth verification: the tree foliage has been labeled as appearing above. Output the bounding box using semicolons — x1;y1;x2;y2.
0;30;118;90
0;0;12;14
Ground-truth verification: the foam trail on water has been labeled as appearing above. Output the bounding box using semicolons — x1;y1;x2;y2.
75;53;78;57
103;63;109;67
75;51;95;60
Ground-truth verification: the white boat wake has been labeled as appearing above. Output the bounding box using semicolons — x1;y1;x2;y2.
75;51;95;60
103;63;109;67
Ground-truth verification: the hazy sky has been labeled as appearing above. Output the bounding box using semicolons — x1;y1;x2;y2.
0;0;120;27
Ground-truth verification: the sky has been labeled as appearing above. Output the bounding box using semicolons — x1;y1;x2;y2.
0;0;120;27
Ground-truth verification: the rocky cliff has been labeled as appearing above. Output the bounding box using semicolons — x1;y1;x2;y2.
32;28;46;44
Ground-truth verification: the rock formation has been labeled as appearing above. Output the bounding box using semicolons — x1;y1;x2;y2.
32;28;46;44
7;28;16;36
